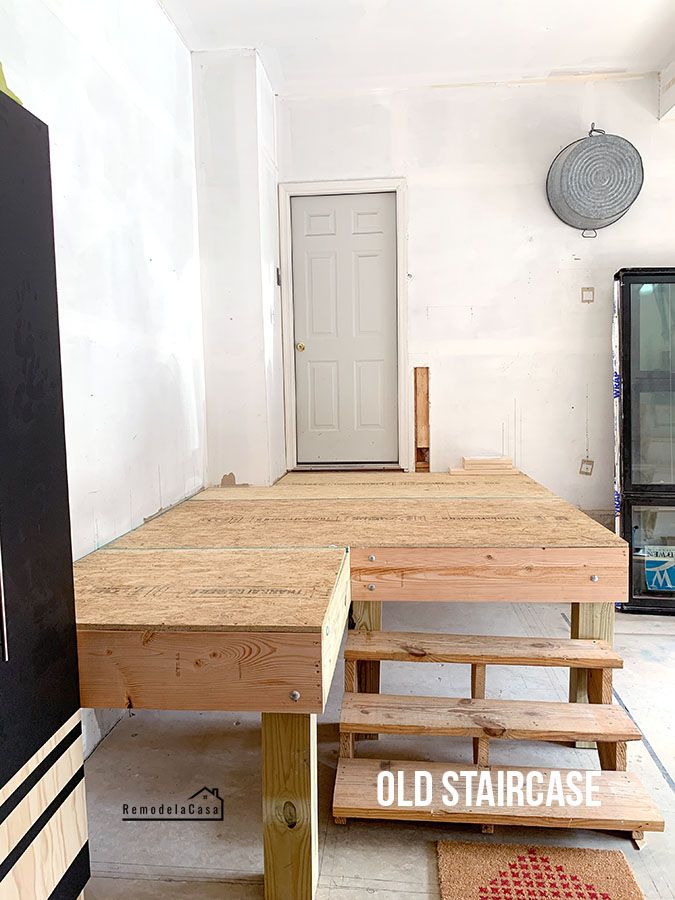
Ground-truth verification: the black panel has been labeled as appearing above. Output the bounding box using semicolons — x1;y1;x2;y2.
616;267;675;613
50;842;90;900
0;93;82;784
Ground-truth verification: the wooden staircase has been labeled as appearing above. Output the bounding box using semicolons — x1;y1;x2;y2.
333;631;665;840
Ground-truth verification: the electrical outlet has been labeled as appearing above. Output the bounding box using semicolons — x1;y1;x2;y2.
579;458;594;476
581;287;595;304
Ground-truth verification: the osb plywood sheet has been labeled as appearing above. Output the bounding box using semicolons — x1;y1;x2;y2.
193;474;554;501
74;547;347;632
112;497;625;550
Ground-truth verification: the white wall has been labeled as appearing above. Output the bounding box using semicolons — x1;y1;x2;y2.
193;49;285;485
0;0;204;751
278;74;675;509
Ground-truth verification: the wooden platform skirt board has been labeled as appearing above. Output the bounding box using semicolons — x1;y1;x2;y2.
74;547;351;900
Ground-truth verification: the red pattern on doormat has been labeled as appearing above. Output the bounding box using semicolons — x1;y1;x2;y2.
477;848;612;900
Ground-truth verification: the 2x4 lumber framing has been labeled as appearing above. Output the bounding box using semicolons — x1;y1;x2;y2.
262;713;318;900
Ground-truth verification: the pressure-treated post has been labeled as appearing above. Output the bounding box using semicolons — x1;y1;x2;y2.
351;599;382;741
569;601;615;748
262;713;318;900
569;603;614;701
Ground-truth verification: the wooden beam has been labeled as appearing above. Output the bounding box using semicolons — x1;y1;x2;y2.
262;713;318;900
77;629;325;713
351;547;627;603
414;367;430;472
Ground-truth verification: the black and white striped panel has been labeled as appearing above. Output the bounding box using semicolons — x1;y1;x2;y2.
0;711;88;898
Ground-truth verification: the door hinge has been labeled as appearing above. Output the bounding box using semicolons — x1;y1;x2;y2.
276;267;282;287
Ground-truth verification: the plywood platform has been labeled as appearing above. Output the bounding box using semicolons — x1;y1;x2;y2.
74;547;350;714
74;547;348;632
194;471;555;500
113;497;623;550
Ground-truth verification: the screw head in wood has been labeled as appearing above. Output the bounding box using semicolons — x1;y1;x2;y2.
367;583;376;591
590;574;599;582
368;554;376;561
289;690;301;702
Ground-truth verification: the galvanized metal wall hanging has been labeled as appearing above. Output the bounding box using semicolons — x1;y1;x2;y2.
546;124;644;237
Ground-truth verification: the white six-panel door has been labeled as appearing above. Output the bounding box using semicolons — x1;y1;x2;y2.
291;192;398;464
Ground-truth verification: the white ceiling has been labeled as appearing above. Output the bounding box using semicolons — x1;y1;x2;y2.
159;0;675;95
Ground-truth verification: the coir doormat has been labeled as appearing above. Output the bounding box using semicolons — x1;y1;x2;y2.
436;841;644;900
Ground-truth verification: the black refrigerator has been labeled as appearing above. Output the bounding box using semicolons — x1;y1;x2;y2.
614;267;675;613
0;93;90;894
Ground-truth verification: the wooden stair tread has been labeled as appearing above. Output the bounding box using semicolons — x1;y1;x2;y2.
333;758;665;832
345;632;623;668
340;693;642;742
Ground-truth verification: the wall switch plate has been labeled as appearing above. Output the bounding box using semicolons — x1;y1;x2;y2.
579;458;594;476
581;287;595;304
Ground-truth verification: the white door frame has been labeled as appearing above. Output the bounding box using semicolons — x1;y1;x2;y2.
278;178;411;471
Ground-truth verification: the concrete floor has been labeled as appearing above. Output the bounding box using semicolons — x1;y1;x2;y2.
84;602;675;900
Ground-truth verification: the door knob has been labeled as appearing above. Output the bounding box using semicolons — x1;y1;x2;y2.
296;342;305;352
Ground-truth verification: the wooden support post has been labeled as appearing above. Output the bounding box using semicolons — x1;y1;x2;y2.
587;668;613;705
262;713;318;900
481;824;495;834
344;658;357;693
631;830;645;849
471;664;486;699
471;663;487;764
569;602;614;747
352;600;382;740
598;740;627;772
474;737;490;767
414;367;430;471
340;731;355;759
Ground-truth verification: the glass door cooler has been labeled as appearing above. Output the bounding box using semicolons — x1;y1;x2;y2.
614;267;675;613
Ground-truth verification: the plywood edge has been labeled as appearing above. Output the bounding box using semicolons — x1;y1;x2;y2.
321;550;352;708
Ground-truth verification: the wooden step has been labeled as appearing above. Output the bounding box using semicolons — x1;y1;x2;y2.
333;758;665;833
345;632;623;668
340;693;642;743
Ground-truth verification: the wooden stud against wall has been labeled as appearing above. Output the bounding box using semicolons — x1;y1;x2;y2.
414;367;430;472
